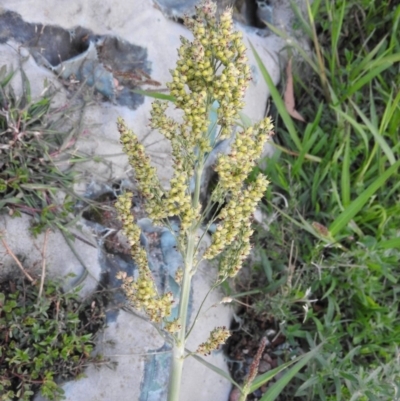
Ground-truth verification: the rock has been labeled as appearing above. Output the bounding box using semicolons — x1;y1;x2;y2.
258;360;272;373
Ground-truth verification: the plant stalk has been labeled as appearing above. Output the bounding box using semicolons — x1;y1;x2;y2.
167;162;204;401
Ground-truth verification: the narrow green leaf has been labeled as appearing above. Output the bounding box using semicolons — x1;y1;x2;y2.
249;359;298;393
295;375;320;395
350;35;388;79
350;99;396;165
263;23;318;72
20;67;32;106
334;104;395;166
292;105;323;174
258;346;320;400
0;68;15;88
330;0;346;74
379;89;400;135
390;5;400;49
344;63;392;100
341;132;351;207
190;353;242;390
289;0;314;38
131;89;175;102
378;238;400;250
20;184;59;190
249;41;302;151
329;159;400;236
0;197;22;208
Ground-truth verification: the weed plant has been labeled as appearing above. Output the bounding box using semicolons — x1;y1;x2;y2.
114;1;322;400
0;66;84;235
0;276;105;401
244;0;400;399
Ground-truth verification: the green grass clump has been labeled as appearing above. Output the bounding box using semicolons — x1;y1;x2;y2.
244;0;400;399
0;66;84;235
0;277;104;401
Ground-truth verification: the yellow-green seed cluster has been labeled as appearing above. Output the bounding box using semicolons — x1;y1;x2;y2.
164;318;182;333
196;326;231;356
204;115;272;275
117;118;166;224
216;117;273;193
167;1;251;149
204;174;269;261
150;101;202;233
165;142;200;232
115;0;274;327
115;193;173;322
218;225;252;279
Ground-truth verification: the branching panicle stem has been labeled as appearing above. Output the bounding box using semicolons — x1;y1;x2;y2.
115;2;273;400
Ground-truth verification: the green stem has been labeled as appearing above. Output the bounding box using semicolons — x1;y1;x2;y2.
167;161;204;401
167;240;193;400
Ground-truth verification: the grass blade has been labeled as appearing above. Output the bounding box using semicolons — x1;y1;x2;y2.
350;99;396;165
249;41;302;151
257;345;321;400
378;238;400;250
350;35;389;80
329;159;400;237
131;89;175;102
190;353;242;390
344;63;393;100
341;131;351;207
330;0;346;75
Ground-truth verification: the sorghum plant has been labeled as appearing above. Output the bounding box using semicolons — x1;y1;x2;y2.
115;1;273;400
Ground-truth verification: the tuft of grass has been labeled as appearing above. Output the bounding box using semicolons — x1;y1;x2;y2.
0;66;86;235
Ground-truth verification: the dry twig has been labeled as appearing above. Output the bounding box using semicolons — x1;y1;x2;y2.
1;236;35;283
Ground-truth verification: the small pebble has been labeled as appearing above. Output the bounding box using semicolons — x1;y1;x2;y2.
262;353;272;363
229;387;241;401
258;360;271;373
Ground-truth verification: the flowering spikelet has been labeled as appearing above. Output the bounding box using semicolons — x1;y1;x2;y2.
167;1;251;148
115;193;173;322
164;318;182;333
216;117;273;194
115;0;274;328
196;326;231;356
117;118;166;225
204;174;269;260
